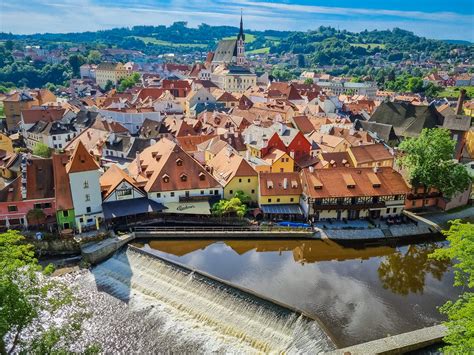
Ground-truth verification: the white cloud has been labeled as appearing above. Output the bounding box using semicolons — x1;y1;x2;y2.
0;0;472;40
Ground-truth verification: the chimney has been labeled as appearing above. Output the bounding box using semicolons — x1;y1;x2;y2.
283;178;288;189
456;89;466;115
308;166;314;173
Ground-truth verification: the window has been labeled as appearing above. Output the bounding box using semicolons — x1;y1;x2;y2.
251;189;255;194
63;210;69;217
44;203;52;208
214;190;219;195
163;174;170;183
248;179;251;183
157;193;161;198
85;194;90;202
7;205;17;212
170;192;175;197
239;178;242;183
79;217;84;223
386;208;390;213
117;188;132;197
392;208;397;213
34;203;42;209
268;198;272;203
53;136;57;141
180;174;187;182
290;198;294;202
86;207;91;213
83;180;89;189
277;198;280;202
200;190;204;195
176;158;183;166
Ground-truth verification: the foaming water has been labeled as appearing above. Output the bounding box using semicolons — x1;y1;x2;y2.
82;247;334;353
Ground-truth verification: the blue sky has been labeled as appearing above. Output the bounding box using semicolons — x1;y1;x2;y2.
1;0;473;41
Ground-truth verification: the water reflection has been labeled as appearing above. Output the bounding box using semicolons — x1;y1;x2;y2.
145;239;395;263
378;243;451;296
142;238;459;347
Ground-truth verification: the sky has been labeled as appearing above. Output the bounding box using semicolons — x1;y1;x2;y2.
1;0;473;41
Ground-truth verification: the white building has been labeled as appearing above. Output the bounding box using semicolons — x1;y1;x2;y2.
66;141;104;229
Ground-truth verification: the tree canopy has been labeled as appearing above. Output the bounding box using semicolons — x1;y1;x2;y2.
212;191;249;218
32;142;52;158
117;72;141;92
430;220;474;353
0;230;97;353
397;128;472;198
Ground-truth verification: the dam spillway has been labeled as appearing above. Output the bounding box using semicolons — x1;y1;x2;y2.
89;246;334;353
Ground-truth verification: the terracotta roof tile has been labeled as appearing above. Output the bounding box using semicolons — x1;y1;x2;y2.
65;141;100;174
300;167;409;199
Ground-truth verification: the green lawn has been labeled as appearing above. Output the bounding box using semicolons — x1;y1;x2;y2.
131;36;208;48
437;86;474;99
264;36;282;41
0;102;4;119
247;47;270;54
223;33;256;43
350;43;386;49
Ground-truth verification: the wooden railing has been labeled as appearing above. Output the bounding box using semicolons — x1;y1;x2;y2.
133;225;313;233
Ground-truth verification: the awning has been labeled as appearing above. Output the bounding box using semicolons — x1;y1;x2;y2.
260;204;303;215
163;201;211;215
103;198;166;219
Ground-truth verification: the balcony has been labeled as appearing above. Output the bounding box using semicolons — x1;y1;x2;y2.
312;202;385;211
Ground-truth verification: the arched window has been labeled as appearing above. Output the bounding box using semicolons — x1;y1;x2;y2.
180;173;187;182
162;174;170;183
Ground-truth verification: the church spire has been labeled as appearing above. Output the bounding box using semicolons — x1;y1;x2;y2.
238;9;245;41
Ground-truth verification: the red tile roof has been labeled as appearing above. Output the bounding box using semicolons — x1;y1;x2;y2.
52;153;74;211
65;141;100;174
300;167;409;199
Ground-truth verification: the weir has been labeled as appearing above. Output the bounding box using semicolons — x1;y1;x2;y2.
91;245;335;353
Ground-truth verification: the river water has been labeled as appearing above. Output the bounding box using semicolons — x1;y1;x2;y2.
68;238;460;352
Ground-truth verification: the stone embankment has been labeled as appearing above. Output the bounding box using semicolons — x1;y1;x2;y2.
323;324;446;355
81;233;135;264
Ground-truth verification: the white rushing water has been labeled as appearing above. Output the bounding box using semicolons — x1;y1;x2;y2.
79;247;334;353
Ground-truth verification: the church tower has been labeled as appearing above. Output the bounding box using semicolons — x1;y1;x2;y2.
236;12;246;65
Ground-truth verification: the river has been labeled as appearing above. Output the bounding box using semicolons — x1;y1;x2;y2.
67;238;460;352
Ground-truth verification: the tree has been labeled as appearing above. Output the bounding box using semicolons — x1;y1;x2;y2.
32;142;52;158
5;40;14;51
87;50;101;64
117;72;141;92
406;77;424;93
397;128;472;198
424;82;442;98
303;78;314;85
68;54;86;77
212;191;248;218
104;80;114;92
0;230;96;353
430;220;474;353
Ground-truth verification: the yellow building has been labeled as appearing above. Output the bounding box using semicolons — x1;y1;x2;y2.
0;133;14;153
95;62;128;89
3;89;56;131
258;172;302;206
207;148;258;202
464;101;474;117
348;144;394;168
464;128;474;160
250;149;295;173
